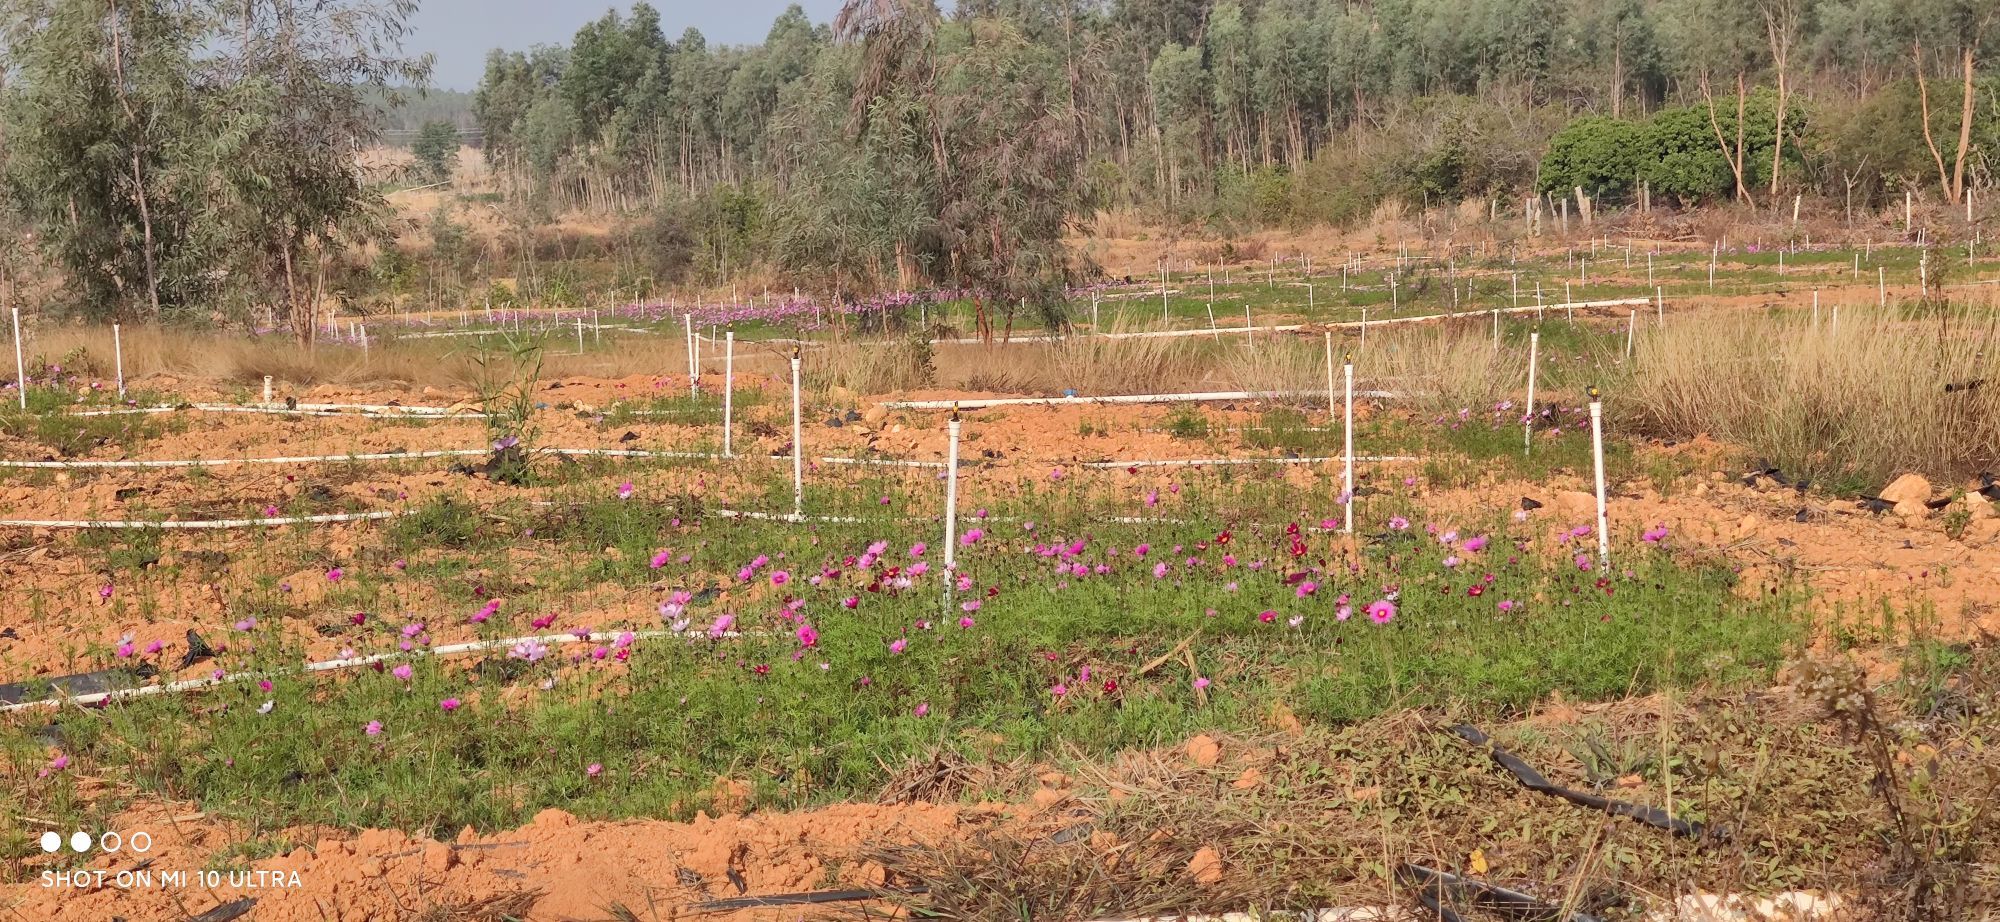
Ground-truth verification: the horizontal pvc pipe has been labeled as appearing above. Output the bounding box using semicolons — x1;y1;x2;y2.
73;403;484;420
1080;455;1417;469
886;390;1397;410
712;509;864;524
0;510;402;529
818;456;949;469
0;447;722;469
0;628;719;713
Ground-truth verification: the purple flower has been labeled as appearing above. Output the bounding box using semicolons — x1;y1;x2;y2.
1366;599;1396;624
364;720;383;737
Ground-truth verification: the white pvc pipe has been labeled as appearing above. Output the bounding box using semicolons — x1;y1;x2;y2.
1590;396;1610;563
576;317;585;354
262;375;273;406
885;390;1396;411
1342;360;1355;534
790;355;804;519
722;331;734;458
1625;311;1635;359
1523;331;1540;455
1079;455;1416;469
0;628;706;713
11;307;24;410
112;323;125;399
0;510;402;530
686;314;698;395
943;417;960;570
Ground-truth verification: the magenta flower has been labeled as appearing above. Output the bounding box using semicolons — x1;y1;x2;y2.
913;702;930;717
1498;599;1518;612
1461;535;1489;553
1193;676;1211;690
796;624;819;647
843;595;860;609
617;481;634;500
961;528;984;546
1336;603;1353;621
508;639;548;662
958;616;975;628
909;542;927;558
115;639;134;658
1296;580;1317;598
1366;599;1396;624
364;720;383;737
1258;610;1278;623
586;762;603;777
708;614;735;638
1052;683;1069;698
771;570;790;586
1575;554;1594;571
98;583;113;600
439;697;462;712
650;550;672;568
1388;516;1409;530
1153;561;1170;578
326;567;343;583
1642;524;1669;543
889;638;908;654
392;664;414;681
144;639;163;654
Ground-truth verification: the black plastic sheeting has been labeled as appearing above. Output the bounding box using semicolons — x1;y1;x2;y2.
1399;864;1603;922
692;886;926;912
0;663;157;706
191;898;256;922
1450;725;1708;839
0;630;212;707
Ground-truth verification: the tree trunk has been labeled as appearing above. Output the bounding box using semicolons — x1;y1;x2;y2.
106;0;162;318
1916;41;1954;203
1953;45;1976;204
1698;74;1753;207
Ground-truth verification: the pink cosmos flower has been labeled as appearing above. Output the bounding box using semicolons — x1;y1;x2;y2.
958;616;975;628
364;720;383;736
98;583;113;600
1052;683;1069;698
144;639;163;654
889;638;908;654
771;570;790;586
796;624;819;647
709;614;735;638
1258;610;1278;623
509;639;548;662
1366;599;1396;624
961;528;984;546
392;664;414;681
1642;524;1669;543
1389;516;1410;530
1575;554;1594;571
1193;676;1211;690
909;542;927;557
1498;600;1518;612
913;702;930;717
650;550;672;568
326;567;343;582
1461;536;1489;553
586;763;603;777
439;697;462;712
617;481;634;500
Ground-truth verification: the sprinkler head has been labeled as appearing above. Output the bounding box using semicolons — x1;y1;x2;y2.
950;402;961;423
1588;385;1602;402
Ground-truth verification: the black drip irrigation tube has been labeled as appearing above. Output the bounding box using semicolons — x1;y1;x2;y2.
1450;724;1710;839
1399;864;1603;922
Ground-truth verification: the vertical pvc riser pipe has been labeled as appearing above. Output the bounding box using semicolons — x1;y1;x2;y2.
576;318;584;354
1656;287;1664;325
262;376;273;406
722;332;734;458
685;314;697;396
1523;331;1540;455
1880;267;1887;307
944;408;960;572
790;351;804;520
112;323;125;399
1343;359;1355;535
1589;389;1610;563
11;308;25;410
1625;311;1635;360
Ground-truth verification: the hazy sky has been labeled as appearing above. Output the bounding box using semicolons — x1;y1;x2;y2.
407;0;845;90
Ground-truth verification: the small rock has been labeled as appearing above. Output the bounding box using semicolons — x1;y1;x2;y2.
1185;847;1224;886
1184;734;1222;767
1966;492;1994;521
422;842;456;875
1232;767;1263;790
1880;473;1933;517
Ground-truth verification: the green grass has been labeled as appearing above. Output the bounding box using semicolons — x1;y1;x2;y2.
8;486;1806;842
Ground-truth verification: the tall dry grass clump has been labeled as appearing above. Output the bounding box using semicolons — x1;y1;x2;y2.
804;335;935;396
1363;325;1521;416
937;323;1208;395
1626;308;2000;488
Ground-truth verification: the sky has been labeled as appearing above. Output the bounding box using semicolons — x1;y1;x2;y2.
406;0;845;91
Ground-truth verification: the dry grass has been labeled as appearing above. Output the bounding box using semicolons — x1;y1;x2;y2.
1626;307;2000;489
804;335;936;397
936;325;1209;396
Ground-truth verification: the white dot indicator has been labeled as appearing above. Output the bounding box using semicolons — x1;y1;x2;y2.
69;831;91;853
39;831;60;853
